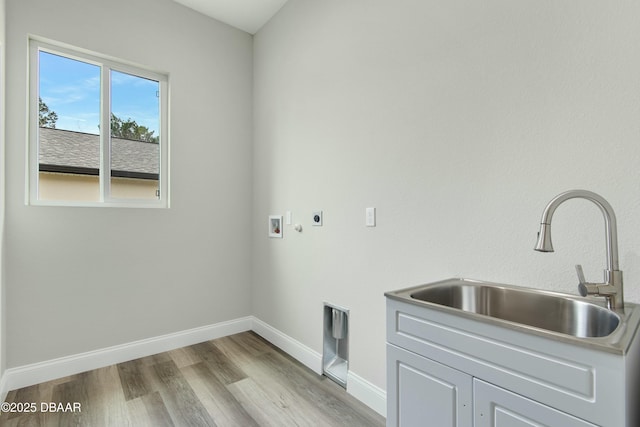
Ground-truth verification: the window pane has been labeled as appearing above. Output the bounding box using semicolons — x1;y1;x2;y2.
30;39;168;207
110;70;160;200
38;51;100;201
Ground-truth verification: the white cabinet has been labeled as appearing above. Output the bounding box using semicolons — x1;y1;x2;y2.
386;297;640;426
474;379;597;427
387;344;472;427
386;344;598;427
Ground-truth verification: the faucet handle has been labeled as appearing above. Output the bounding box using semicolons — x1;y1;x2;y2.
575;264;586;284
575;264;589;297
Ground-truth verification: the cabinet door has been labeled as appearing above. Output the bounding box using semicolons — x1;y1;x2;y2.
474;379;597;427
387;344;472;427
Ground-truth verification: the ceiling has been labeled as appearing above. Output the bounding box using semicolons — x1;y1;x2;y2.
172;0;289;34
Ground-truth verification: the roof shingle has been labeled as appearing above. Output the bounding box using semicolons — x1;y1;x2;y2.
38;127;159;179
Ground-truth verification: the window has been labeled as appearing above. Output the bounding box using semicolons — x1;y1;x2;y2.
29;38;169;207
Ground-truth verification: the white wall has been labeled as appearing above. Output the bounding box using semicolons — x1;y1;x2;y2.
253;0;640;391
5;0;640;409
0;0;6;380
5;0;253;367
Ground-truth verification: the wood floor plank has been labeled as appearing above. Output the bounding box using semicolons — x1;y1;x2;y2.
3;378;62;424
4;387;36;422
229;332;274;357
84;365;130;426
139;391;175;427
226;377;303;427
181;362;260;427
50;376;91;427
168;346;202;369
118;359;151;401
212;332;271;369
256;350;381;426
220;334;384;427
189;341;247;385
0;332;385;427
230;351;367;427
152;360;217;426
126;395;152;427
140;351;173;366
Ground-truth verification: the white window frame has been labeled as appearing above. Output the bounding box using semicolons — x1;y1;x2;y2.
28;37;170;208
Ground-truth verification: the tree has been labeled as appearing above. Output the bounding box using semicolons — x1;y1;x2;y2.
39;97;58;128
110;114;159;143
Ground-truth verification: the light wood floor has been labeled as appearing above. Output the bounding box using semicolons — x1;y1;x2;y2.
1;332;385;426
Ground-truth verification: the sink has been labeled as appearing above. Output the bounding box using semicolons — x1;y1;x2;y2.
409;280;619;338
385;278;640;352
386;278;640;426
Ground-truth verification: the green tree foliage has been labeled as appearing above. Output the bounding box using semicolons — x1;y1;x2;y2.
39;97;58;128
110;114;159;143
39;100;157;143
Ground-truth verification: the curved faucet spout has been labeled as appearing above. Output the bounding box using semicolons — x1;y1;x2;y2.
534;223;554;253
535;190;619;271
534;189;623;310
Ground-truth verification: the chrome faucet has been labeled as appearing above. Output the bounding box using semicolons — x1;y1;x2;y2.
534;190;624;310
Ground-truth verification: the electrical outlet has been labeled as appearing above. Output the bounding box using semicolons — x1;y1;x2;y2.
312;211;323;226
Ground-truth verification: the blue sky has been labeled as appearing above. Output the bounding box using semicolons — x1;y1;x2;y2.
39;51;160;136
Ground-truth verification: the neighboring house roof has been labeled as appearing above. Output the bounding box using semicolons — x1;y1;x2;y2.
38;127;159;180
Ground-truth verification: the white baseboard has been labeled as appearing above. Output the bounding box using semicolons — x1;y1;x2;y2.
251;317;323;375
347;370;387;418
0;371;8;404
0;316;386;418
0;316;252;400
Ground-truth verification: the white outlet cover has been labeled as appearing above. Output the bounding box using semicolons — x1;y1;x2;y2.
366;207;376;227
312;211;323;226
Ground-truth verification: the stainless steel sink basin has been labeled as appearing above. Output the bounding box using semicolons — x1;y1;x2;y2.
386;278;640;353
409;281;619;338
